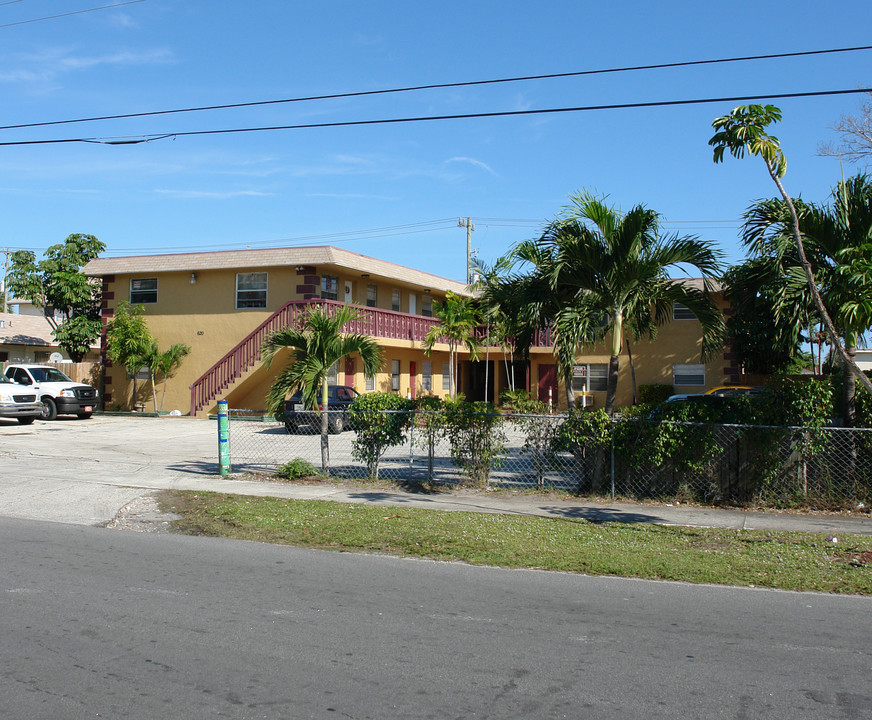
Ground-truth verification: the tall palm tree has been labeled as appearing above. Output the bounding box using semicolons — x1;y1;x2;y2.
510;191;725;415
742;173;872;424
263;304;383;472
423;291;481;398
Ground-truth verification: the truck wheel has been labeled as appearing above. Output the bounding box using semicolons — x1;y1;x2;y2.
40;397;58;421
17;417;35;425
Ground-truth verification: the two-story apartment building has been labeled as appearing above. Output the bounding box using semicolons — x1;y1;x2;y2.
84;246;735;416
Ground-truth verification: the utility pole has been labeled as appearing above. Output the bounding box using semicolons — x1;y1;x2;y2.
1;248;10;314
457;217;475;284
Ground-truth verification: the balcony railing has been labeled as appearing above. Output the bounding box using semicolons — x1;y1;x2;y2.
189;298;553;414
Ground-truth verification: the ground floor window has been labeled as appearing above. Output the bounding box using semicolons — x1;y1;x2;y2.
673;363;705;386
391;359;400;391
441;361;450;390
571;363;608;392
422;361;432;391
365;374;375;392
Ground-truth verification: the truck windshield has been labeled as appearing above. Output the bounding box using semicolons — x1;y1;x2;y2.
28;367;73;383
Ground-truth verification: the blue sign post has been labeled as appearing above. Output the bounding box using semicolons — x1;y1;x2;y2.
217;399;231;476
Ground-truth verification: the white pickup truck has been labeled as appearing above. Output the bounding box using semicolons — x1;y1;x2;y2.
3;364;99;420
0;374;42;424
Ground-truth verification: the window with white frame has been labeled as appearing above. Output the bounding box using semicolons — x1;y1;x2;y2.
391;359;400;391
442;362;450;390
672;302;696;320
571;363;608;393
421;296;433;317
392;289;401;312
673;363;705;386
236;272;267;309
321;274;338;300
366;284;378;307
130;278;157;304
422;361;432;391
365;374;375;391
327;361;338;385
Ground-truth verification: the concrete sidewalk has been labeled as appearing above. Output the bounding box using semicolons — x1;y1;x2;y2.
1;414;870;535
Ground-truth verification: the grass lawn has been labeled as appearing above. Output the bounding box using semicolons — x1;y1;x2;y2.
158;490;872;595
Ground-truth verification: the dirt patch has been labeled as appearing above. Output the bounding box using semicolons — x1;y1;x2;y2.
105;494;180;533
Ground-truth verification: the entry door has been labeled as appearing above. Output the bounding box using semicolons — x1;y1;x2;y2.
408;293;417;315
537;364;558;405
344;281;353;304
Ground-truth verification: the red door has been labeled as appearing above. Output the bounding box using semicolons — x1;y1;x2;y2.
537;364;557;405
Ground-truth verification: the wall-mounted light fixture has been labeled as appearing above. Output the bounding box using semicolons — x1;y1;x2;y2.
295;266;305;272
361;273;370;278
424;288;431;294
190;272;197;284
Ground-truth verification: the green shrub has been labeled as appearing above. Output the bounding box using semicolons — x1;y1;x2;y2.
276;458;321;480
443;397;506;487
348;392;413;479
414;395;447;482
638;384;673;404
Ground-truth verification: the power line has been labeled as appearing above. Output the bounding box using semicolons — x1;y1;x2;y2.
1;43;870;131
1;87;868;147
0;0;145;29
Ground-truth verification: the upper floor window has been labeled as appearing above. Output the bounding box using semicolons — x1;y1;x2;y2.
366;284;378;308
673;302;696;320
130;278;157;304
392;289;401;312
236;272;267;309
421;296;433;317
321;274;338;300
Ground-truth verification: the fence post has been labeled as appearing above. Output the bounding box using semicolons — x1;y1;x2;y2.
217;399;231;476
610;418;616;499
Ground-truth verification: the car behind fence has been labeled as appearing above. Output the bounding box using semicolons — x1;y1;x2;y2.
223;409;872;508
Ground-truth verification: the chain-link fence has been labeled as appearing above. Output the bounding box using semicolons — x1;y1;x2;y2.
224;409;872;508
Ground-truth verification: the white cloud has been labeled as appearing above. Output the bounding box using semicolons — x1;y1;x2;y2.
0;46;174;85
304;192;397;200
445;156;497;176
153;189;274;199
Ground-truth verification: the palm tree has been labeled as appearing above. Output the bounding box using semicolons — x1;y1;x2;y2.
423;291;481;398
149;343;192;412
710;104;872;402
741;173;872;424
262;304;383;472
510;191;725;415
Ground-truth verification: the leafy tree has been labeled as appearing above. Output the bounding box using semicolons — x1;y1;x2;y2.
508;191;724;415
6;233;105;362
104;302;154;409
722;258;809;374
423;291;482;398
709;105;872;403
739;174;872;423
348;392;413;479
262;304;383;473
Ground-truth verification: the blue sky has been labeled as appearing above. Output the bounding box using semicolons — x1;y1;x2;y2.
2;0;871;283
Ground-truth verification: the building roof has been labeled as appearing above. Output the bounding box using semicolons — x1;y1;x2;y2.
0;312;56;346
0;313;100;349
84;245;471;295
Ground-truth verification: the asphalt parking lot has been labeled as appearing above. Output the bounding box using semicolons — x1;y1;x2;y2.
2;413;872;535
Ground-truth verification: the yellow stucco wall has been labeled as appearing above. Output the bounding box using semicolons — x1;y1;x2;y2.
100;263;731;415
101;265;456;414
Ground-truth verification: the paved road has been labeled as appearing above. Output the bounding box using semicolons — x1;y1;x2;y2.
2;516;871;720
1;415;871;535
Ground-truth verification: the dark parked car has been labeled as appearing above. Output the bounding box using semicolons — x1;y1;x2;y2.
283;385;359;434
